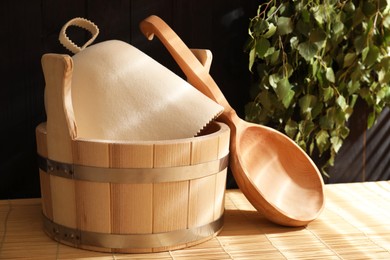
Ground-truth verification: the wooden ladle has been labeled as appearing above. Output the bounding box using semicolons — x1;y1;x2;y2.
140;15;325;226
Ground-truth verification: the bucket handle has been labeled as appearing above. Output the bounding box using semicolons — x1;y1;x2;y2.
59;17;99;54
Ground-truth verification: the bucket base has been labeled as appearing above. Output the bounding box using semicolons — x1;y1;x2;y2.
42;213;224;253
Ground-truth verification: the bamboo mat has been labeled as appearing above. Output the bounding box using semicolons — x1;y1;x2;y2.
1;181;390;259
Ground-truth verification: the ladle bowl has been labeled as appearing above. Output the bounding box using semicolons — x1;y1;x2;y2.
140;15;325;226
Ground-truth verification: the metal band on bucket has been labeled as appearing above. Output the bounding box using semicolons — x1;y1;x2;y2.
38;155;228;183
42;213;224;249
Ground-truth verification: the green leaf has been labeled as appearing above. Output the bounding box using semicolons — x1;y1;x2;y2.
335;109;346;124
339;125;350;139
263;47;275;58
311;60;319;76
344;1;355;13
347;81;360;95
379;66;390;84
316;129;330;155
263;23;277;38
244;102;258;122
353;35;366;54
343;53;356;68
269;73;281;89
353;7;365;27
277;17;293;35
249;48;256;71
383;14;390;28
258;90;274;112
319;107;336;130
310;28;327;48
299;94;317;118
312;102;324;119
326;67;335;83
310;28;327;42
312;5;327;25
290;36;299;50
362;1;377;17
285;119;298;138
367;111;376;128
362;46;380;67
267;6;277;18
323;87;334;102
302;9;310;23
269;50;280;65
256;37;271;58
299;120;316;137
332;20;344;35
336;95;347;110
331;136;343;153
276;78;295;108
253;18;269;35
297;41;318;61
284;63;294;78
350;94;358;107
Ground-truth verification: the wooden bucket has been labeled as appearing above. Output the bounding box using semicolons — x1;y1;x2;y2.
36;121;229;253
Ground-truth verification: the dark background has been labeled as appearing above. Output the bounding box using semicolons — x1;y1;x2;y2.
0;0;389;199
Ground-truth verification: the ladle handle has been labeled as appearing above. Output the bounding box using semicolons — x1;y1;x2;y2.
140;15;235;117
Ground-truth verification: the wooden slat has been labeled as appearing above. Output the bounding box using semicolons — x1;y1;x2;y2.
190;134;219;164
153;142;191;167
39;171;53;220
110;183;153;234
217;124;230;158
214;169;227;220
50;175;76;228
35;123;48;158
72;140;110;167
109;143;154;168
188;175;216;228
75;180;111;233
152;181;189;233
111;183;153;253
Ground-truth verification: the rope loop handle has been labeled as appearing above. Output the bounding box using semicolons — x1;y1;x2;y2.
59;17;99;54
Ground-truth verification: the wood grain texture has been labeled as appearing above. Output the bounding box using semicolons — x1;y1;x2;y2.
188;175;216;228
39;170;53;220
214;169;227;220
190;134;219;164
72;140;110;167
153;181;189;233
41;54;76;164
109;143;154;168
50;175;76;228
154;142;191;167
110;183;153;234
75;180;111;233
35;123;48;158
